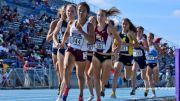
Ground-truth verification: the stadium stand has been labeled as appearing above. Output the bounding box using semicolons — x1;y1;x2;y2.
0;0;176;89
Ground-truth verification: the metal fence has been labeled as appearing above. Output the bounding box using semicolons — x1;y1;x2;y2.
0;66;175;89
0;66;79;89
0;66;59;89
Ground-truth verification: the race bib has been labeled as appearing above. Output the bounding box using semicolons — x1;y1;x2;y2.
146;55;155;60
95;42;105;50
71;36;83;46
120;45;128;52
83;52;87;60
87;44;94;51
70;32;83;46
133;49;143;57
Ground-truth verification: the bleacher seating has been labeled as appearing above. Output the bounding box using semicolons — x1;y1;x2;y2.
0;0;176;89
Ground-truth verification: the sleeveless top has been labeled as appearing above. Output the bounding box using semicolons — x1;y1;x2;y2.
68;20;89;51
94;24;112;53
58;20;68;42
146;43;159;63
133;38;146;58
51;20;59;48
119;32;133;55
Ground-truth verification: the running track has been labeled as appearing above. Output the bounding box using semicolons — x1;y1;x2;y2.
0;88;175;101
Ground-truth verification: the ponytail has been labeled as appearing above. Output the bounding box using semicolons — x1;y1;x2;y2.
100;7;120;17
58;4;67;14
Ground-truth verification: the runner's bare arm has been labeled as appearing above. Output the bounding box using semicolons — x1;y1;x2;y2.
52;20;62;47
108;25;121;52
60;21;73;47
46;20;57;42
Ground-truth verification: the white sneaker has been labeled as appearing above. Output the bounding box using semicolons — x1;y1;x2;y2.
87;95;94;101
151;94;156;98
56;95;63;101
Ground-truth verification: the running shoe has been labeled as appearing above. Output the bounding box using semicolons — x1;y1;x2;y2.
151;88;156;98
78;96;83;101
87;95;94;101
151;94;156;98
144;89;149;97
62;87;70;101
130;87;138;95
123;77;127;83
100;91;105;97
110;91;116;99
56;95;63;101
57;83;61;95
96;98;101;101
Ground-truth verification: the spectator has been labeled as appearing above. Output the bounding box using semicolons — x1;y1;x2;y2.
0;70;2;85
43;0;49;6
154;37;162;44
43;65;49;86
23;61;30;87
1;61;10;87
2;70;9;87
28;53;35;62
165;66;173;87
2;62;9;73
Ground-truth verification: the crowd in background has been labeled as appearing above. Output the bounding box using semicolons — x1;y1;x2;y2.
0;4;54;87
0;0;176;88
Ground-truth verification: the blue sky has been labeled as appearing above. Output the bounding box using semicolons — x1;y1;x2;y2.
73;0;180;48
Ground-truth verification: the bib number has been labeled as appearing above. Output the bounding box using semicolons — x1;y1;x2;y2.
70;32;83;46
146;56;155;60
87;44;94;51
133;49;143;57
95;42;105;50
83;52;87;60
120;45;128;52
70;35;83;46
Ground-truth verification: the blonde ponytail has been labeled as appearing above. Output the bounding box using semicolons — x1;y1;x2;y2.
106;7;120;17
100;7;120;17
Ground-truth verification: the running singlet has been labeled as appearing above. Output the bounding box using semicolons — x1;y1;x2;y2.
58;20;67;42
146;44;158;63
87;44;94;52
119;32;133;55
56;20;68;48
68;20;89;51
94;24;112;53
133;38;146;58
51;20;59;48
